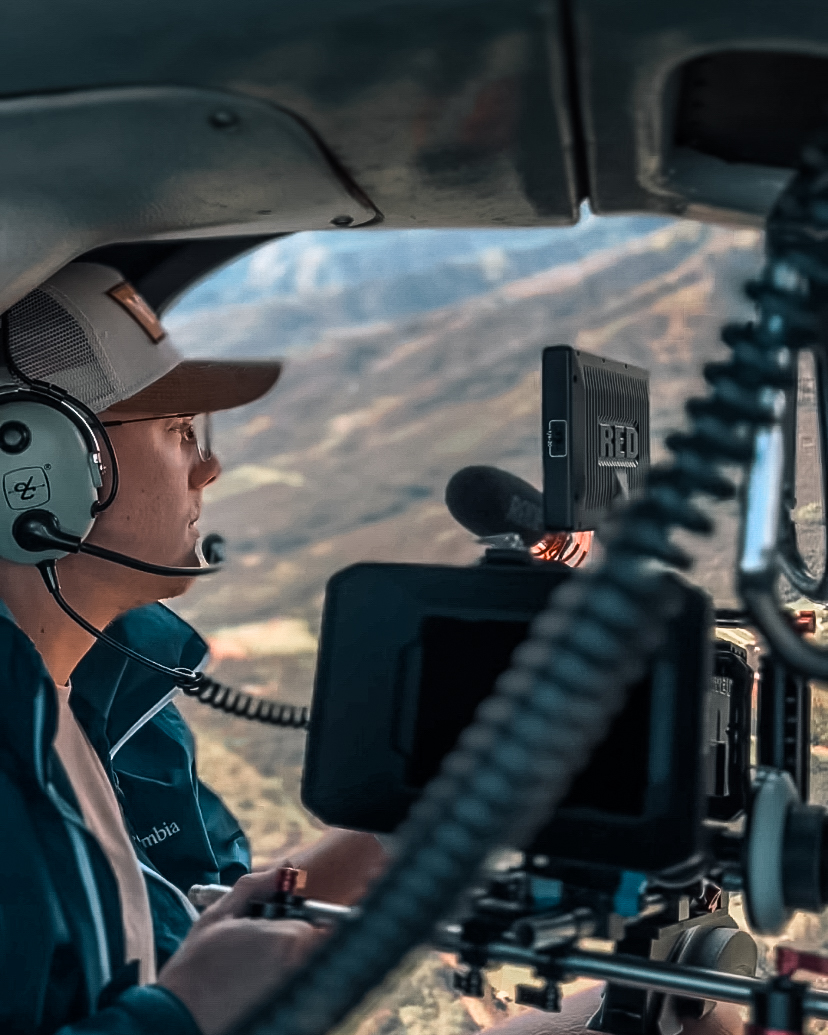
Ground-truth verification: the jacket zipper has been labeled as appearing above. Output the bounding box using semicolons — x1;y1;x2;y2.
109;648;208;760
46;784;112;1002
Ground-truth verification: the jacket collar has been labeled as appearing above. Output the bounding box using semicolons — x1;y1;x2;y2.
0;600;207;787
70;603;208;759
0;600;58;790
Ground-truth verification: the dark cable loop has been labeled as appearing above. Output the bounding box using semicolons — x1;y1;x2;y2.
179;676;309;728
776;344;828;600
36;561;307;727
230;132;826;1035
735;131;828;669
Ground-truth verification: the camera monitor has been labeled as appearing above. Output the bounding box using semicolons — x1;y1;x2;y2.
543;346;650;530
303;561;712;874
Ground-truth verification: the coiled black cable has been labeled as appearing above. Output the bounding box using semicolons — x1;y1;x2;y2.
233;162;810;1035
776;343;828;601
734;133;828;675
180;675;309;728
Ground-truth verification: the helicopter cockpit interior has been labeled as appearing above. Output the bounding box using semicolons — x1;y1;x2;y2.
8;3;828;1035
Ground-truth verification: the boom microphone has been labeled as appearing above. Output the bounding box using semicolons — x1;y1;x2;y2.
445;465;544;546
14;510;225;576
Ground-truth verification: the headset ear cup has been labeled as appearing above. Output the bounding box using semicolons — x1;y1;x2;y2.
0;391;102;564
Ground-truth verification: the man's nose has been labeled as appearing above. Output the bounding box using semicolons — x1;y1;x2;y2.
191;453;221;489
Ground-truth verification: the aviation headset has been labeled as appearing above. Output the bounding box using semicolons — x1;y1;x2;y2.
0;307;225;686
0;309;223;573
0;280;309;727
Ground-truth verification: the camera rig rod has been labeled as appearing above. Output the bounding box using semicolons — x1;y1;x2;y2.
199;874;828;1027
194;880;828;1022
439;936;828;1022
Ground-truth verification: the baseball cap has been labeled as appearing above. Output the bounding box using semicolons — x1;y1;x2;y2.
3;262;282;415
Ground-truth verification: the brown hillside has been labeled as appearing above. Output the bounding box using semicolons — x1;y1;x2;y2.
170;222;798;1035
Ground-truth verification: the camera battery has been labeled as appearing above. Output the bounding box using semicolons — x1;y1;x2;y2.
542;345;650;530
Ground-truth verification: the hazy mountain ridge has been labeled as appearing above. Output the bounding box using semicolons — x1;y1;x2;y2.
171;221;770;1035
164;216;677;358
175;220;762;645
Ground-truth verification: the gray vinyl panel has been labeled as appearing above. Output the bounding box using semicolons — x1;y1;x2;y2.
0;86;377;311
0;1;581;237
573;0;828;223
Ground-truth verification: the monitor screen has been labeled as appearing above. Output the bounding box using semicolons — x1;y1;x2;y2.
410;615;651;817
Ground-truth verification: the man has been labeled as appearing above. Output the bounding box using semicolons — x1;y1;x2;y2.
0;262;743;1035
0;261;386;1035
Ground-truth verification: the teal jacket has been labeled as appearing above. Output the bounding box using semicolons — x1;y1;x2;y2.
0;600;251;1033
71;603;252;966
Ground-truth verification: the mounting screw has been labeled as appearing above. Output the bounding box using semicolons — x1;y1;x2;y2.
330;214;354;227
453;966;484;997
516;981;561;1012
210;110;239;130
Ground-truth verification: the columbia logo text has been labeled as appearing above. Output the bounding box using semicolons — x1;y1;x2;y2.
133;821;181;849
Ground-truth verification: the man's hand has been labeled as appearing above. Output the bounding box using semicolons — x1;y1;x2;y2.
274;828;390;906
158;870;327;1035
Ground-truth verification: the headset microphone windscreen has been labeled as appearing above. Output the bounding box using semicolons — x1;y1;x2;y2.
199;533;226;566
444;466;544;546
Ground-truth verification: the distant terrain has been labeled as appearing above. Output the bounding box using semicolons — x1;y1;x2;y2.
165;215;676;358
171;216;769;860
163;218;828;1032
177;219;763;636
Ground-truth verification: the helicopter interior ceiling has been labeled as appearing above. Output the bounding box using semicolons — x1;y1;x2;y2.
3;0;828;311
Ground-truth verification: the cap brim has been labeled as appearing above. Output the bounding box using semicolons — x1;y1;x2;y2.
106;359;283;416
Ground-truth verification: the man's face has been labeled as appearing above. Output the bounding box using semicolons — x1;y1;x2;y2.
81;413;221;604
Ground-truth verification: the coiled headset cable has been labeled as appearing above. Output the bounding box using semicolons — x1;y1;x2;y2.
38;560;309;729
230;136;826;1035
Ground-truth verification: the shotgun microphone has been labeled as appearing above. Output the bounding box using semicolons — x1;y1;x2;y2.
445;465;545;546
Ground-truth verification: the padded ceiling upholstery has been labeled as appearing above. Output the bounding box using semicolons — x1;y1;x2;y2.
4;1;828;306
574;0;828;223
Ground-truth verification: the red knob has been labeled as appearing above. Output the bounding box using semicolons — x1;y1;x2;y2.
785;611;817;636
274;866;307;896
776;946;828;977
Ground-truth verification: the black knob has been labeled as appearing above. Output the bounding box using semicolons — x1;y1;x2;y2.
782;802;828;912
0;420;30;454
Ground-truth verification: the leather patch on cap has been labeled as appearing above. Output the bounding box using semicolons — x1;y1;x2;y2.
107;282;166;343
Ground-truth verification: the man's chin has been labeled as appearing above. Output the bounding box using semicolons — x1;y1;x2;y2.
157;574;198;602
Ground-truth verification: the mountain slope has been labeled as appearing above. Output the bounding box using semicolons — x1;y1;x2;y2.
176;220;762;644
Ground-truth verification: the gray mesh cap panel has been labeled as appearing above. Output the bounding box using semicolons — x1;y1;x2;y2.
3;262;183;413
7;289;122;410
